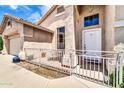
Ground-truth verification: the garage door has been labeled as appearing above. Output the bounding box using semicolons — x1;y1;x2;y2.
10;38;21;55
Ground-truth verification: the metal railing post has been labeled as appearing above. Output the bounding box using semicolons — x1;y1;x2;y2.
116;52;124;88
70;53;72;76
24;48;26;60
118;52;123;86
23;48;121;87
116;53;120;87
39;49;41;67
69;49;73;76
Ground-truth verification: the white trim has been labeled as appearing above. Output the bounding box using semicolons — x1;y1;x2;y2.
8;35;20;39
55;11;65;17
83;28;102;32
24;35;33;38
114;20;124;27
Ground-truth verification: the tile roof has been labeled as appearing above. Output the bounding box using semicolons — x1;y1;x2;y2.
0;14;54;34
37;5;57;25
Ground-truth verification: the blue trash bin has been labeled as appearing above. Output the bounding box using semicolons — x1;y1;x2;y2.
12;56;20;63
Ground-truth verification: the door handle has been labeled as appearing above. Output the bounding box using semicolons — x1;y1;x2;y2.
84;44;86;54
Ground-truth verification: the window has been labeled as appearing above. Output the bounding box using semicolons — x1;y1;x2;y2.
59;34;64;42
57;6;65;14
84;14;99;27
7;20;12;27
24;26;33;37
57;27;65;49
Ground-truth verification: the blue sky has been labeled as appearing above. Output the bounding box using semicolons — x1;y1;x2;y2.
0;5;52;24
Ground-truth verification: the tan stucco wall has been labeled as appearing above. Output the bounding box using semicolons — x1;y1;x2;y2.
104;6;115;51
23;42;53;60
77;6;105;30
39;5;117;51
2;18;53;55
39;5;66;50
3;5;123;54
114;6;124;45
115;5;124;21
23;41;52;50
2;20;24;54
23;25;53;43
115;27;124;45
39;5;76;50
74;6;82;50
75;5;120;51
75;5;105;50
3;20;18;36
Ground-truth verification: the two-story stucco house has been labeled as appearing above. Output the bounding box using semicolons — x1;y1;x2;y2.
1;5;124;87
37;5;124;56
0;15;53;55
1;5;124;56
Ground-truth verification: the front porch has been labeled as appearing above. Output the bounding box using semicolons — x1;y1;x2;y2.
24;48;122;87
0;54;107;88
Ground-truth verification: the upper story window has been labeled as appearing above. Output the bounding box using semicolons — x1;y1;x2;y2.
7;20;12;27
57;6;65;14
84;14;99;27
24;26;33;37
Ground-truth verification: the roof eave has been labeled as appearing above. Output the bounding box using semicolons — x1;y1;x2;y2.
37;5;58;25
1;14;54;34
0;15;10;34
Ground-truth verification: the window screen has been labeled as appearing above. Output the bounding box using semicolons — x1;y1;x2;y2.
7;20;12;27
84;14;99;27
57;6;65;14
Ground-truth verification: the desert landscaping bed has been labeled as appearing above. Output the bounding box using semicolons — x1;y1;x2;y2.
16;61;68;79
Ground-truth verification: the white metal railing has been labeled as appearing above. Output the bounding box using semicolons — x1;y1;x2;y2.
24;48;70;73
69;50;123;87
24;48;123;87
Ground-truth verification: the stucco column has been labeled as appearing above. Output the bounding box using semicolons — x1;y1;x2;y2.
105;5;115;51
64;6;77;68
65;5;76;51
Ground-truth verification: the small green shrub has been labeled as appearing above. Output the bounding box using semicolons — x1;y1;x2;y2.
120;66;124;88
122;66;124;83
109;66;124;88
109;71;116;87
120;83;124;88
0;36;3;51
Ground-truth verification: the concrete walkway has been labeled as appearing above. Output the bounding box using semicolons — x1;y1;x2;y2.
0;55;107;88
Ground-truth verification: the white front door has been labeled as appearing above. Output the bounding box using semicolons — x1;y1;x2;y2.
83;28;102;57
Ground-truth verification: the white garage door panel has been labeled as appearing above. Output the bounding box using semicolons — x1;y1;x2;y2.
10;38;20;55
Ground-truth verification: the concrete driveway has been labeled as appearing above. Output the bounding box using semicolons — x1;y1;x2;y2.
0;55;107;88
